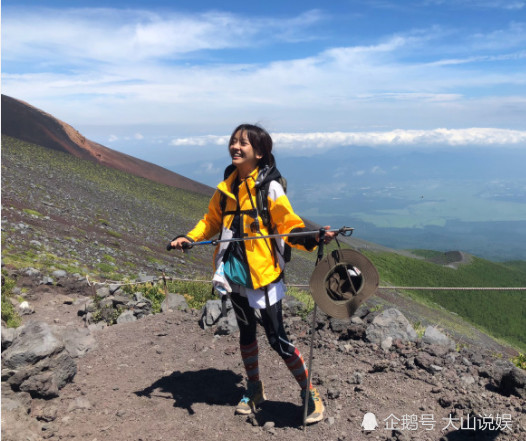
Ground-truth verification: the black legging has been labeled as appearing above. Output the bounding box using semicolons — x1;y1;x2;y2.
229;291;296;359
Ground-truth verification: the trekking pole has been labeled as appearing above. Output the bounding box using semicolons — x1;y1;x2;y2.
303;227;326;430
166;226;353;251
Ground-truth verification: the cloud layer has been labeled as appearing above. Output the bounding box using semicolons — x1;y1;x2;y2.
170;128;526;150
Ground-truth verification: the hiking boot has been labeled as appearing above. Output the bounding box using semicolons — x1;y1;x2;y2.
235;380;266;415
301;387;325;424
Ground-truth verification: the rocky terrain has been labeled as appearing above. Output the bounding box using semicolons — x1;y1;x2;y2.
2;268;526;441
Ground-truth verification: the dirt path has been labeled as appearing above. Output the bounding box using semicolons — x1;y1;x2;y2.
17;293;523;441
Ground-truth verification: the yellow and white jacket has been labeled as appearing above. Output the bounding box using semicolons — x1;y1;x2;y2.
186;166;316;290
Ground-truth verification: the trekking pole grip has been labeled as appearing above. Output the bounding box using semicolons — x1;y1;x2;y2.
166;240;193;251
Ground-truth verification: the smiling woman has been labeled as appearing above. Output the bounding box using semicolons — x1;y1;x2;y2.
169;123;339;424
228;124;274;179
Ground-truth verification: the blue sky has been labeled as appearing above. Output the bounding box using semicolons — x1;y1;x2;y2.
2;0;526;158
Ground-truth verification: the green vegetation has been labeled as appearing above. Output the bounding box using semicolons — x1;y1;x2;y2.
504;260;526;273
364;250;526;352
23;208;43;217
92;305;122;325
118;280;314;315
1;241;81;275
121;283;166;313
412;321;427;338
286;286;314;318
512;353;526;370
1;135;209;219
1;272;22;328
166;280;214;309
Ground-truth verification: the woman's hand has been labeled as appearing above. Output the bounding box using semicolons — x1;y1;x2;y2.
317;225;337;244
170;236;192;251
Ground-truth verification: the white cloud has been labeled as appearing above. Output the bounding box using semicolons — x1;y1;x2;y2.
273;128;526;148
2;7;324;65
171;135;229;146
170;128;526;150
371;166;386;174
199;162;221;175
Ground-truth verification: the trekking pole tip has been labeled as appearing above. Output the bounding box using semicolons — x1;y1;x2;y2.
338;226;354;237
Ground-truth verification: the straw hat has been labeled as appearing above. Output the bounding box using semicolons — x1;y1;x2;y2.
309;249;379;319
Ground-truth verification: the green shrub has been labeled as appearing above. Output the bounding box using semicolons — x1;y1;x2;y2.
97;262;115;273
512;353;526;370
128;284;165;314
286;286;313;317
1;272;22;328
23;208;43;217
166;280;214;309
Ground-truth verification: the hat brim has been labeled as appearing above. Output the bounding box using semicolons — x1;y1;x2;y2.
309;249;379;319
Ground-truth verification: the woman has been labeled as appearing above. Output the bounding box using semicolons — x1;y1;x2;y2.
170;124;336;424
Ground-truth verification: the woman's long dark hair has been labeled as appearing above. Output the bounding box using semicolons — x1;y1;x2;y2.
229;124;276;168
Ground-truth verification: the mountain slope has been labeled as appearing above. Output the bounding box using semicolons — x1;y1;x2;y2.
1;135;318;286
2;96;524;354
1;94;213;196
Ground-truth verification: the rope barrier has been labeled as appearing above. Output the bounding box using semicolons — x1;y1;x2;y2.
86;275;526;291
378;286;526;291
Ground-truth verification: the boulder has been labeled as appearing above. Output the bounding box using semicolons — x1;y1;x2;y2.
116;310;137;324
498;366;526;399
51;326;96;358
137;274;155;283
52;270;67;279
200;299;223;329
200;298;238;335
109;284;121;294
96;286;111;298
423;326;455;350
215;313;239;335
330;317;351;333
365;308;417;345
1;325;18;351
161;293;189;313
24;267;41;278
282;295;305;316
1;321;77;398
1;402;41;441
40;277;54;286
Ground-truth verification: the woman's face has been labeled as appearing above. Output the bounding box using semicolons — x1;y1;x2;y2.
229;130;262;176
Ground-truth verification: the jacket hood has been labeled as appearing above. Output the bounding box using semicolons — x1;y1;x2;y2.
223;164;282;188
255;164;282;188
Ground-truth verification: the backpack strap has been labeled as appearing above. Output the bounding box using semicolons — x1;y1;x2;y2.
256;183;271;228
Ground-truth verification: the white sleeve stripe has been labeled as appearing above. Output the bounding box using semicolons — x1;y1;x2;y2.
268;180;285;202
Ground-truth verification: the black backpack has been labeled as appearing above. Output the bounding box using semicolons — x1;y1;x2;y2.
219;166;292;263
